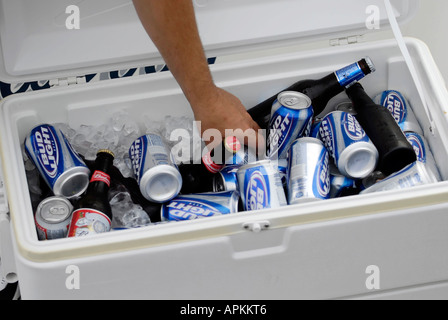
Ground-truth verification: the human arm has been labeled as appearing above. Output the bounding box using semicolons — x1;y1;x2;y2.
132;0;264;150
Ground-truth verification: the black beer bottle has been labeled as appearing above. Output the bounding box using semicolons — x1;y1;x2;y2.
68;150;115;237
346;83;417;176
178;162;216;194
248;57;376;128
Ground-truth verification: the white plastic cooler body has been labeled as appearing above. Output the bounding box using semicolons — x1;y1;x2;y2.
1;0;448;299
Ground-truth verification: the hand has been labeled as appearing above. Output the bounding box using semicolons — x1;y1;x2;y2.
191;85;265;156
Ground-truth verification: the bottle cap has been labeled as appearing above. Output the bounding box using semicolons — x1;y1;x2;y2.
97;149;115;158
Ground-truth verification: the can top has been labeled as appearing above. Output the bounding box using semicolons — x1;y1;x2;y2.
278;91;312;110
36;196;73;223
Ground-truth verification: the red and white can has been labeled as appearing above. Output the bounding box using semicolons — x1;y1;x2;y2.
35;196;73;240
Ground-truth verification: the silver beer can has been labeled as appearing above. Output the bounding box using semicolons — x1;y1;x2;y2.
237;160;287;211
25;124;90;199
35;196;73;240
405;131;441;181
374;90;423;135
360;161;438;194
129;133;182;203
287;137;331;204
317;111;378;179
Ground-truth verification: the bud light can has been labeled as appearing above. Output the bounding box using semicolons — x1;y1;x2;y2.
25;124;90;199
374;90;423;135
213;165;240;192
287;138;331;204
361;161;438;194
129;133;182;203
329;164;358;198
317;111;378;179
35;196;73;240
405;131;441;181
267;91;313;159
237;160;287;211
161;191;240;221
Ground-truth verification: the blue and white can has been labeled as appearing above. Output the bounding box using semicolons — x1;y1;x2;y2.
317;111;378;179
287;138;331;204
267;91;313;159
405;131;441;181
25;124;90;199
129;133;182;203
360;161;438;194
213;165;240;192
237;160;287;211
374;90;423;135
161;191;240;221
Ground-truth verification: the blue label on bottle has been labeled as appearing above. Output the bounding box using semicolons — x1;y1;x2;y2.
334;62;365;88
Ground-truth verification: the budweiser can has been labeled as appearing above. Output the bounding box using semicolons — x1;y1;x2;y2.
317;111;378;179
267;91;314;159
25;124;90;199
161;191;241;221
237;160;287;211
129;133;182;203
35;196;73;240
287;138;331;204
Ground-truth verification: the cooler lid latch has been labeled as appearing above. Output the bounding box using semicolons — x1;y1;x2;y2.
243;221;270;233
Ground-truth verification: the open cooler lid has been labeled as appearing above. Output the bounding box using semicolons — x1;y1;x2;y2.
0;0;418;84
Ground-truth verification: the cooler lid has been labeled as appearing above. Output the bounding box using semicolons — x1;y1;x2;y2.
0;0;418;83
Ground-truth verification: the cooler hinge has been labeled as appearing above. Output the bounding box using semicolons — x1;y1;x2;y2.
49;76;87;88
330;35;365;47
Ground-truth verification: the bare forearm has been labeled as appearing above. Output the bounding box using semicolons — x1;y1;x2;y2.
133;0;214;107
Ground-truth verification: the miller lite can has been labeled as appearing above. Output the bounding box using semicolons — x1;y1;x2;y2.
405;131;441;181
374;90;423;135
287;138;331;204
317;111;378;179
267;91;313;159
25;124;90;199
161;191;241;221
361;161;438;194
129;133;182;203
237;160;287;211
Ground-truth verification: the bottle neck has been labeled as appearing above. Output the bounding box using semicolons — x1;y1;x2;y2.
87;152;114;196
333;60;370;88
346;82;375;107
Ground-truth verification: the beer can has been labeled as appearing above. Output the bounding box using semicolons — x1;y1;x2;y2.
329;164;358;198
374;90;423;135
360;161;438;194
358;171;386;191
267;91;314;159
237;160;287;211
129;133;182;203
25;124;90;199
161;191;240;221
35;196;73;240
405;131;441;181
317;111;378;179
213;165;240;192
287;137;331;204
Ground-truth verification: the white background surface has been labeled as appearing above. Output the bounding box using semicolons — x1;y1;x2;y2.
216;0;448;86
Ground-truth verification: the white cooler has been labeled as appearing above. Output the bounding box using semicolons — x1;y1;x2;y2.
1;0;448;300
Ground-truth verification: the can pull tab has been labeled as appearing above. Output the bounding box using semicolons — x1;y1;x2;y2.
243;221;270;233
